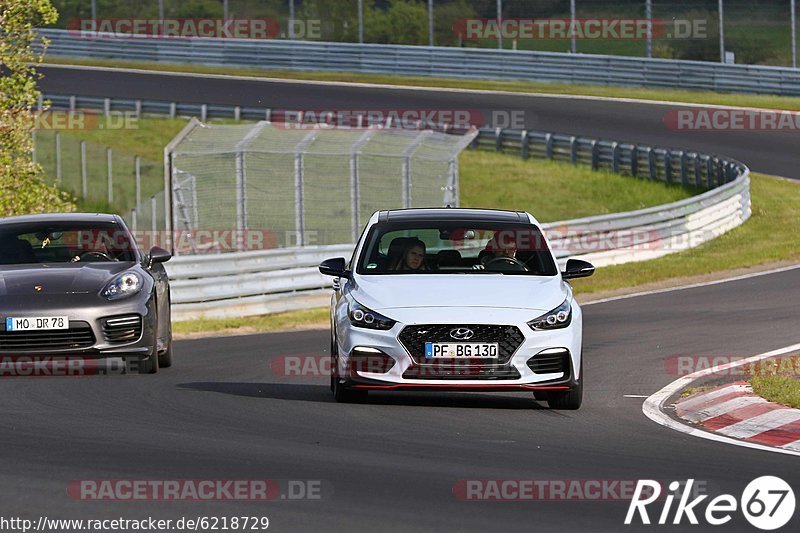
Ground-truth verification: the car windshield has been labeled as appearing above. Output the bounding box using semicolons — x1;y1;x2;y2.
357;222;558;276
0;222;138;265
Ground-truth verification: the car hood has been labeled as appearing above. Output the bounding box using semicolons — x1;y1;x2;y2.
0;263;136;296
352;274;568;312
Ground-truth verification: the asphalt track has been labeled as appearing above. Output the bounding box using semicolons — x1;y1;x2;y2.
2;66;796;531
39;65;800;179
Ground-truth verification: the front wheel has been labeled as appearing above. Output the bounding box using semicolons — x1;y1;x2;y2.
546;360;582;410
330;336;367;403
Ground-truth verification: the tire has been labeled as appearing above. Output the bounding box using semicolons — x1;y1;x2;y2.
330;335;367;403
158;332;173;368
546;360;582;410
333;375;367;403
136;351;159;374
532;391;548;402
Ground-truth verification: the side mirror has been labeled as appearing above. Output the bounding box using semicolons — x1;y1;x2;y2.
319;257;350;278
562;258;595;280
149;246;172;265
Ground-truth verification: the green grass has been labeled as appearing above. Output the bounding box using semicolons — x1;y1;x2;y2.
172;308;329;337
570;173;800;296
44;57;800;112
751;356;800;409
460;150;697;221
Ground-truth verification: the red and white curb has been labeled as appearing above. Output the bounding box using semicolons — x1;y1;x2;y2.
643;342;800;457
675;382;800;452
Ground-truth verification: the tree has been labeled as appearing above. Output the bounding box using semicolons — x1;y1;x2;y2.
0;0;74;216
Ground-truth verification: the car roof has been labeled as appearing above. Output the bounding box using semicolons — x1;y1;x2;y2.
378;208;535;224
0;213;120;226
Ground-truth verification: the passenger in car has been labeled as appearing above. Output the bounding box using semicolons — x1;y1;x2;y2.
390;238;430;271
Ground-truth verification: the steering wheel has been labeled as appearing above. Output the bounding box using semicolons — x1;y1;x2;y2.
483;256;529;272
71;251;114;262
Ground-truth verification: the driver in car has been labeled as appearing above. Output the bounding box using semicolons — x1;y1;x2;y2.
479;231;518;266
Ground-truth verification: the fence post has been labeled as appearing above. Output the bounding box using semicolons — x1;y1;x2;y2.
350;130;374;242
680;150;689;186
570;136;577;164
69;95;76;112
151;196;157;232
545;133;553;160
131;208;137;231
647;147;656;180
135;156;141;213
103;98;110;118
495;127;502;152
55;132;62;185
706;157;715;188
234;106;241;121
170;102;176;119
293;130;320;247
107;148;113;204
664;150;672;184
631;145;638;177
611;141;619;173
521;130;529;159
80;140;87;199
590;140;599;170
694;154;702;188
200;104;208;122
135;100;142;118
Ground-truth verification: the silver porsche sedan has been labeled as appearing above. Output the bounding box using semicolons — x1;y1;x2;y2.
0;213;172;374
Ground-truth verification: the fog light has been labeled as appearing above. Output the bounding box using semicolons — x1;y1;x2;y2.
349;347;395;374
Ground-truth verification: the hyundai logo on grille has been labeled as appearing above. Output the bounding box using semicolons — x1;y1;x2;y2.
449;328;474;340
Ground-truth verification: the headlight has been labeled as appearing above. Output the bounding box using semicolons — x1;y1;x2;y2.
348;300;396;330
101;272;143;300
527;299;572;330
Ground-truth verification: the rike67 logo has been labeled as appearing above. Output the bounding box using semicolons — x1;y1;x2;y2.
625;477;795;530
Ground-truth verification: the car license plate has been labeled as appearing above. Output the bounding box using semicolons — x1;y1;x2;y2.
425;342;499;358
5;316;69;332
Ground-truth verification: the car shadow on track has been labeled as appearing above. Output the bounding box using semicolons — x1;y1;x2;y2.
176;381;550;410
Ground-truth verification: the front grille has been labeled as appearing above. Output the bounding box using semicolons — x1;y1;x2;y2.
102;315;143;344
398;324;525;365
527;350;570;376
0;321;95;353
402;364;521;380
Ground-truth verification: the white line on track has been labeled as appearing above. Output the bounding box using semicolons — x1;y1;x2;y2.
642;342;800;457
40;63;800;113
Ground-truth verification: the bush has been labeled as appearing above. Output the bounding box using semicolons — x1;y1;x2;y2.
0;0;75;216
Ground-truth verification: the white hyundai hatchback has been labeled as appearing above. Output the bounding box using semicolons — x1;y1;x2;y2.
319;208;594;409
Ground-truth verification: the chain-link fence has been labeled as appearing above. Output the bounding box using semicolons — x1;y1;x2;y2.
149;121;476;254
33;131;161;216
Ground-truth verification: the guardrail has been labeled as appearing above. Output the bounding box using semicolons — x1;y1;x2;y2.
40;29;800;96
163;126;749;321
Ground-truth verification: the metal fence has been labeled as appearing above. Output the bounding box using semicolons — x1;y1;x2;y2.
164;127;750;321
160;120;476;253
40;29;800;96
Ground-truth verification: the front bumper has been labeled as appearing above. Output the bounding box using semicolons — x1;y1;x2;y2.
0;294;157;358
335;306;583;390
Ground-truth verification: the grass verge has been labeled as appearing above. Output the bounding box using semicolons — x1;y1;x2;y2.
45;57;800;112
173;308;329;338
750;356;800;409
